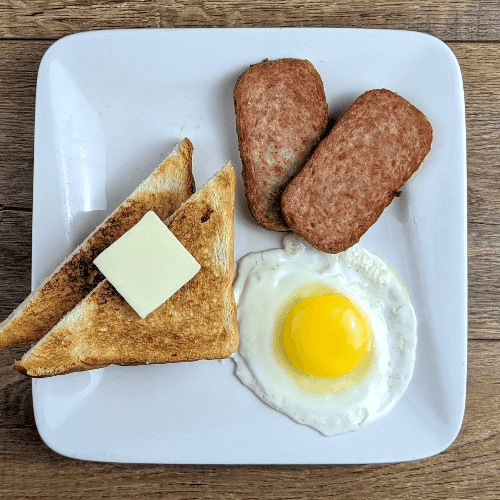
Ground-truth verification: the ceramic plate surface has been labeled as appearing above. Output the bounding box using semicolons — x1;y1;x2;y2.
31;28;467;463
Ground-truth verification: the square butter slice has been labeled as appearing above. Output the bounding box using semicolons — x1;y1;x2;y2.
94;211;200;318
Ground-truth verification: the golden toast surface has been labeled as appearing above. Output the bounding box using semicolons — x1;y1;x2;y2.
15;163;237;377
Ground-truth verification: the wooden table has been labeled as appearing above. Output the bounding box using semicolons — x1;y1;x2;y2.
0;2;498;498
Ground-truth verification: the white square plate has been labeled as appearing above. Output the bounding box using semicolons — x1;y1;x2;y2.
31;28;467;463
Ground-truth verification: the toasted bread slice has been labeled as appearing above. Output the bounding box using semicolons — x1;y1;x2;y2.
14;163;237;377
0;139;195;349
281;89;433;253
234;58;328;231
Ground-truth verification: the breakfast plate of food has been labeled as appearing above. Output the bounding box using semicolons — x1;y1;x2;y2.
0;28;466;463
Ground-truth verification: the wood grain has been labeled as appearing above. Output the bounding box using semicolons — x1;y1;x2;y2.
0;41;49;208
0;1;500;41
0;210;31;317
462;42;500;339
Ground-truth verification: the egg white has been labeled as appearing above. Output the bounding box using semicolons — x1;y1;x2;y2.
232;233;417;436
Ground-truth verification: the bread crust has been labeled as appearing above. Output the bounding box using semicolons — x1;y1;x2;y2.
281;89;433;253
14;163;238;377
234;58;328;231
0;139;195;348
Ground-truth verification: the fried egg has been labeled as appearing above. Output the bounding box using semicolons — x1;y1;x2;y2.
232;233;417;436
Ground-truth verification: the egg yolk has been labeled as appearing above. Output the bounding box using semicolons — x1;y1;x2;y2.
281;294;371;378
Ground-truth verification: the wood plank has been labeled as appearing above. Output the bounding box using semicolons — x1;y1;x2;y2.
454;42;500;226
0;339;497;497
469;223;500;339
1;1;500;41
0;41;51;208
449;42;500;339
0;210;31;319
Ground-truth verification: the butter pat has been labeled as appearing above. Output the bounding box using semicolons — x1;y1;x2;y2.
94;211;200;319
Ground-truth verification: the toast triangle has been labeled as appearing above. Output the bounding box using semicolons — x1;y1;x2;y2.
0;139;195;349
15;162;238;377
